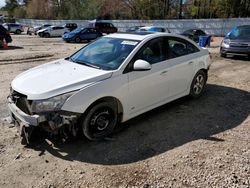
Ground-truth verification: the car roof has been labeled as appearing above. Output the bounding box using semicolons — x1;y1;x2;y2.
140;26;164;29
104;32;186;41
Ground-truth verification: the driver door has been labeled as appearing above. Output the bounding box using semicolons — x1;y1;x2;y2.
127;37;172;115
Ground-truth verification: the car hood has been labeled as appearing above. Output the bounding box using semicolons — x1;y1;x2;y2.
37;28;49;33
34;26;41;29
63;32;75;38
225;37;250;43
11;59;113;100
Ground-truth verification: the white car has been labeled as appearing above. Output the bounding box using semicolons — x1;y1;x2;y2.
7;33;211;144
37;26;69;37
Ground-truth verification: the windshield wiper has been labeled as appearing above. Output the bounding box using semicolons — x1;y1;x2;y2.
73;59;101;69
65;57;73;62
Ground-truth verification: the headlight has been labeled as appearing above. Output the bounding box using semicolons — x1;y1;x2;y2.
31;91;77;113
221;39;230;48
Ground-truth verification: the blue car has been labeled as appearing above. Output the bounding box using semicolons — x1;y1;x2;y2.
62;28;102;43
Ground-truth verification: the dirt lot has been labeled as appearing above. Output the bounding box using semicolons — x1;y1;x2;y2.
0;35;249;188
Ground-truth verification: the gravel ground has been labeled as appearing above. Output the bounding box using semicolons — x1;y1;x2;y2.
0;35;249;188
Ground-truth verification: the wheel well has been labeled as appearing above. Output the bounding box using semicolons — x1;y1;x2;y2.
84;97;123;122
200;68;208;81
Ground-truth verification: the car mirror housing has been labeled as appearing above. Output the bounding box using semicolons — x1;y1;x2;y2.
133;60;152;71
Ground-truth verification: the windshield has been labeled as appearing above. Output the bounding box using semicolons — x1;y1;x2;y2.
227;26;250;38
183;29;195;35
71;28;82;33
70;37;139;70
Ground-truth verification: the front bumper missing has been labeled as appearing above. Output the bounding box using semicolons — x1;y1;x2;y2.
7;96;80;144
7;97;46;144
7;97;44;127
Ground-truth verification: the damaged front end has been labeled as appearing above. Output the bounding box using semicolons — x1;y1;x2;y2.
7;90;80;144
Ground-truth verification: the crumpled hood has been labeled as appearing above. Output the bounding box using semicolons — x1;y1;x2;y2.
11;59;113;100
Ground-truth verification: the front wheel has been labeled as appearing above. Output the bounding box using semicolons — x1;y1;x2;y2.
220;53;226;58
82;102;117;140
75;37;81;43
38;33;44;37
44;33;50;38
15;29;21;34
189;70;207;98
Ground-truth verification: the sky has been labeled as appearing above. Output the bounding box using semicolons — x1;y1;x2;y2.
0;0;6;8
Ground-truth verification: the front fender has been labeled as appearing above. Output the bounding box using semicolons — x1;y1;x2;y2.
61;74;129;116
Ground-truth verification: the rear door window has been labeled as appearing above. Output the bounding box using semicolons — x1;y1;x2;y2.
167;37;200;58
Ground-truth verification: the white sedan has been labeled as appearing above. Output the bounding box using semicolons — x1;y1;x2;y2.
8;33;211;144
37;26;69;37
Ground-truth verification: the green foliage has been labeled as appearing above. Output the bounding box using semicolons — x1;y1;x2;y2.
3;0;19;17
2;0;250;19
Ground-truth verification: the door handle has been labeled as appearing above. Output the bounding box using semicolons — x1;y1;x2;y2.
188;61;194;65
160;70;168;75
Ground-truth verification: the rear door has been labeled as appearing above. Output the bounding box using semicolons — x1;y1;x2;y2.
165;37;200;97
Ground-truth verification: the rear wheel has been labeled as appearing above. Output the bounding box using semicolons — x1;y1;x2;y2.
82;102;117;140
189;70;207;98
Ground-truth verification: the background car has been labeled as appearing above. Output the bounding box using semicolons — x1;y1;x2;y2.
27;24;52;35
2;23;24;34
88;20;117;34
136;26;170;33
220;25;250;58
63;23;78;32
37;26;69;37
181;29;208;43
126;25;144;32
62;27;102;43
0;24;12;48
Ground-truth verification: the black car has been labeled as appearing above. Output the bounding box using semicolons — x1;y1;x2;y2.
220;25;250;58
63;23;78;32
62;28;102;43
88;21;117;34
0;25;12;48
181;29;207;43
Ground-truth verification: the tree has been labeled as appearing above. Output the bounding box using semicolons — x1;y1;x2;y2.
3;0;18;17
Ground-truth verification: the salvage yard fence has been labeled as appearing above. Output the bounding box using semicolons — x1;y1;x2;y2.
17;18;250;36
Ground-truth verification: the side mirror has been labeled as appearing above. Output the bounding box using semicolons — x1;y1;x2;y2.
133;60;152;71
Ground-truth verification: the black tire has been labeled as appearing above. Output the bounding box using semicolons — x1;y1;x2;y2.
38;32;44;37
189;70;207;98
220;53;226;58
44;33;50;38
75;37;81;43
15;29;21;34
82;102;117;140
